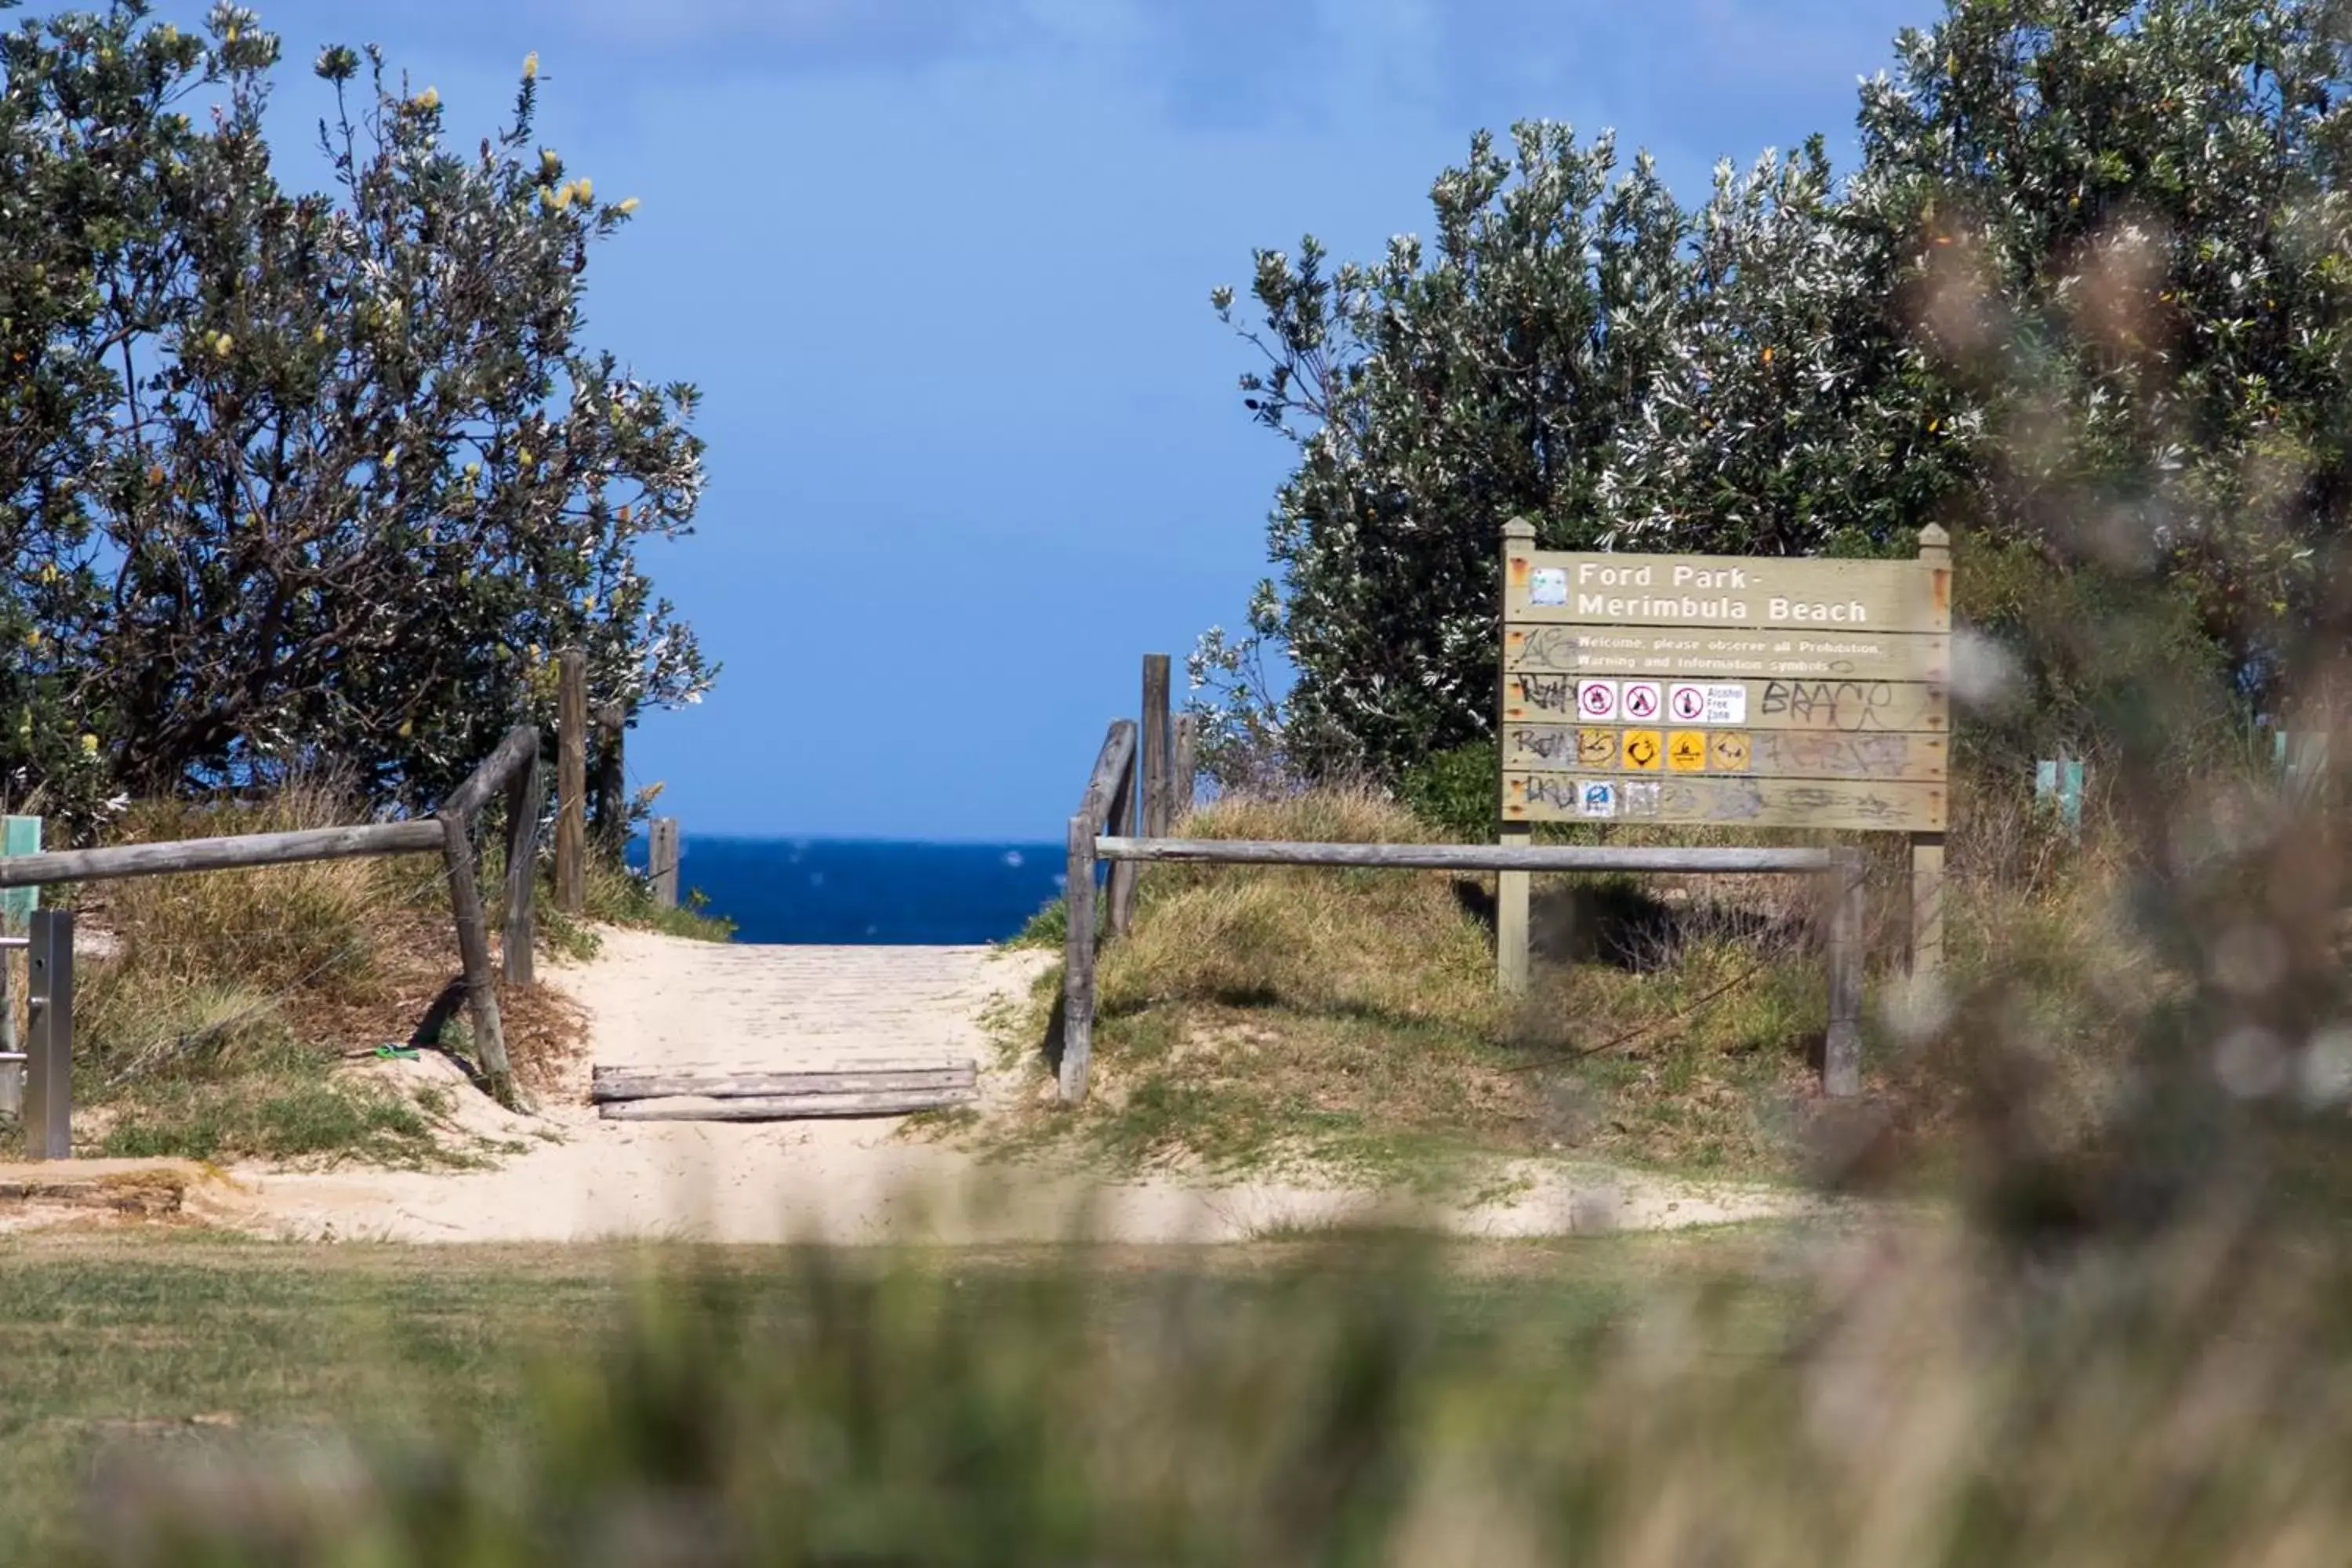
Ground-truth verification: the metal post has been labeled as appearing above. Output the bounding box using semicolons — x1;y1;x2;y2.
25;909;72;1160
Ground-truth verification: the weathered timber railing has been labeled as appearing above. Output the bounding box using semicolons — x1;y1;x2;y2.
1058;826;1870;1105
0;724;546;1153
1059;719;1138;1102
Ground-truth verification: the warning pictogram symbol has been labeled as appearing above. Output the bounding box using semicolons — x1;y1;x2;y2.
1622;681;1662;721
1577;729;1618;767
1670;684;1707;722
1709;731;1752;772
1668;731;1708;772
1577;681;1619;721
1622;730;1662;771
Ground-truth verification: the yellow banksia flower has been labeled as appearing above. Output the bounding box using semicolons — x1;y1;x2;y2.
574;177;592;203
81;733;98;756
212;331;233;356
617;198;640;215
522;51;539;80
414;86;439;111
541;148;560;174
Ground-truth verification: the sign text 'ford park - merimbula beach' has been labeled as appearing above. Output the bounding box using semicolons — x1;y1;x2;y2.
1501;543;1951;833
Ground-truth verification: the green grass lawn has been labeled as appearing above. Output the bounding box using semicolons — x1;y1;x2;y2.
9;1219;2349;1566
0;1228;1809;1562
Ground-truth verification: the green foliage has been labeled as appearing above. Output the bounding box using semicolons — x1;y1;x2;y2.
0;2;712;818
1203;0;2352;785
1006;894;1068;949
1396;740;1499;840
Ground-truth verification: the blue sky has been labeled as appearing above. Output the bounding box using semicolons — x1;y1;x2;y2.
189;0;1936;839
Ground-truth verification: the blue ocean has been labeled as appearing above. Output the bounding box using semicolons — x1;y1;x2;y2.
631;836;1068;946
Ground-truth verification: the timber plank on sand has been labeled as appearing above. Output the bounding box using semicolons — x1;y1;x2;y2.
590;1058;976;1105
597;1085;977;1122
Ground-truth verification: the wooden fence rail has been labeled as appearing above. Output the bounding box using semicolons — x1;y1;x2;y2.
0;723;544;1154
0;822;443;888
1061;826;1869;1103
1094;840;1837;873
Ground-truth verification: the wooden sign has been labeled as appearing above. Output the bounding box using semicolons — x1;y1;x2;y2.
1504;626;1948;684
1503;773;1947;831
1504;674;1947;734
1499;541;1950;832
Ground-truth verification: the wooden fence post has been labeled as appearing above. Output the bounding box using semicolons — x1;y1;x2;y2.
502;758;543;988
1171;713;1198;822
1061;720;1136;1102
649;818;681;909
1911;522;1951;981
1497;517;1536;997
557;649;587;915
1105;751;1139;938
1142;654;1172;838
1825;848;1866;1098
440;814;521;1110
592;702;628;854
1060;813;1098;1103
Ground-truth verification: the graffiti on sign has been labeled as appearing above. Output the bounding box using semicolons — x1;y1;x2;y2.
1505;673;1576;717
1501;539;1950;831
1504;771;1947;831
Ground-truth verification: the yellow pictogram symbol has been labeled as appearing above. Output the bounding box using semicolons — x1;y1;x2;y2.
1668;731;1708;772
1622;729;1662;771
1577;728;1618;767
1709;731;1751;772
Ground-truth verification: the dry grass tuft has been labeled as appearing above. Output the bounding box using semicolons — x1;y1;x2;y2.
1004;772;2215;1187
1001;788;1846;1182
41;778;592;1164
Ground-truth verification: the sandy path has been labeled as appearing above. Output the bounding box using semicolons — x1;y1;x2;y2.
216;930;1820;1244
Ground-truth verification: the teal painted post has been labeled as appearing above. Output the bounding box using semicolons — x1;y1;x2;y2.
2034;760;2083;840
1;816;37;1069
2280;731;2329;806
1;816;38;924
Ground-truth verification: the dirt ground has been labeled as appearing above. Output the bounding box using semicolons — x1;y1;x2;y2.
156;928;1830;1244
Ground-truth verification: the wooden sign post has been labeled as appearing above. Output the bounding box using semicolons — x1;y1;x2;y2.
1496;521;1954;990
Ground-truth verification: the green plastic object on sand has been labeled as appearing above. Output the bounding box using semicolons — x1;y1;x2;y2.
374;1044;420;1061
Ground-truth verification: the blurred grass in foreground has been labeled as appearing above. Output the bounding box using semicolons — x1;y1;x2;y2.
2;1218;2347;1566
